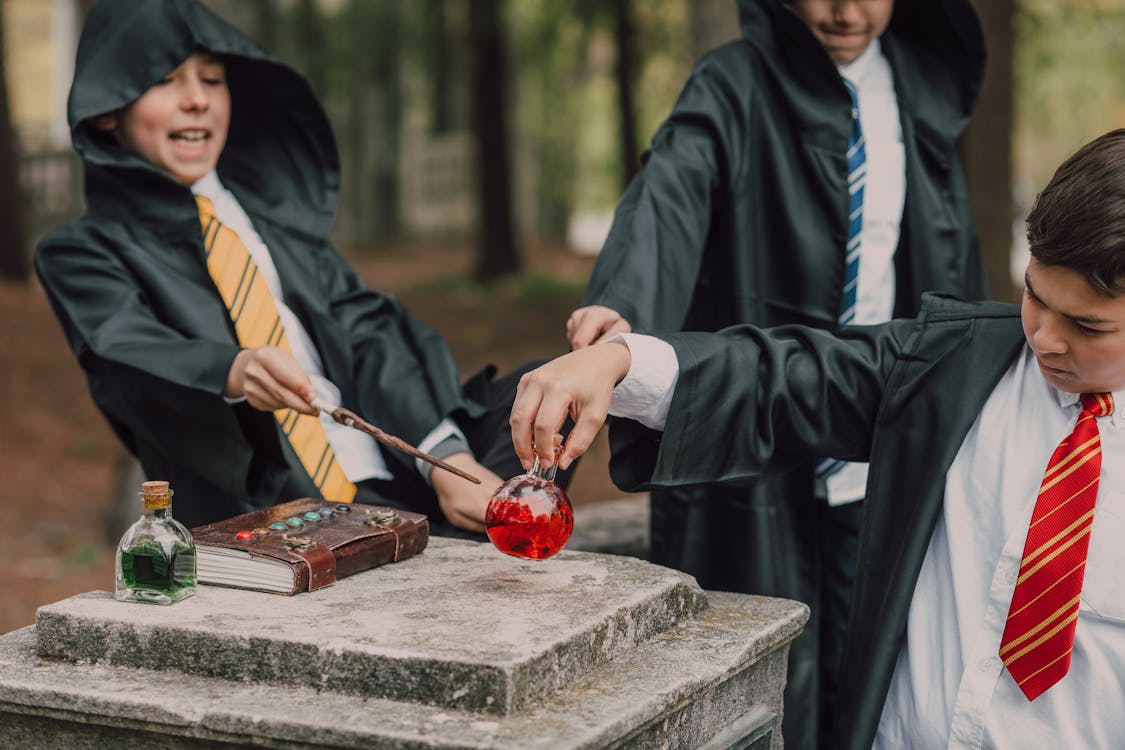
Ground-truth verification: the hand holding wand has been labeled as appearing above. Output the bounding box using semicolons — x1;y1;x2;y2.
311;399;481;484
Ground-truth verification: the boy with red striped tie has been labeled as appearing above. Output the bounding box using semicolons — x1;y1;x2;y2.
511;129;1125;749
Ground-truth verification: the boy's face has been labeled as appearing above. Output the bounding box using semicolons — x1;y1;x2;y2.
1022;258;1125;394
790;0;895;65
99;52;230;186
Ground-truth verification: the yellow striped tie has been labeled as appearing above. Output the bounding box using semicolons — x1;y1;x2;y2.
197;195;356;503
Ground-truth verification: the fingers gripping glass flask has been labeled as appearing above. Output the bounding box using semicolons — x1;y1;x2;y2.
115;480;197;604
486;434;574;560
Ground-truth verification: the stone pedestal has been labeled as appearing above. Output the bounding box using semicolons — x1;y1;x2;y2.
0;538;807;749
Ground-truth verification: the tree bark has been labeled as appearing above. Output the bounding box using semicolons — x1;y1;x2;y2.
296;0;327;97
0;8;29;281
249;0;278;52
612;0;639;188
469;0;519;279
372;0;403;239
963;0;1017;302
424;0;453;134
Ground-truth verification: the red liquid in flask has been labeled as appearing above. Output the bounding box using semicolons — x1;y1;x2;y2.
486;474;574;560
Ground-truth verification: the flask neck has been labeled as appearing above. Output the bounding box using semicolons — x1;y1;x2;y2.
528;455;559;483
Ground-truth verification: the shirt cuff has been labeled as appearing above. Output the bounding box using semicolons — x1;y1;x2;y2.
416;418;471;484
606;333;679;431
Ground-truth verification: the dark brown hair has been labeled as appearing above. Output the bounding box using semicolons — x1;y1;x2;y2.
1027;128;1125;296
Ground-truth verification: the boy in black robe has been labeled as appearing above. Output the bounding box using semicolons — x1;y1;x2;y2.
565;2;987;746
512;128;1125;750
36;0;538;532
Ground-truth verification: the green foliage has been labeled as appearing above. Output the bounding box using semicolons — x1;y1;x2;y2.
1016;0;1125;200
509;0;695;226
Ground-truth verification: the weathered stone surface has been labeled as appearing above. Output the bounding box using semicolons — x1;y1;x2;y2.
1;592;807;749
568;495;649;558
36;538;707;716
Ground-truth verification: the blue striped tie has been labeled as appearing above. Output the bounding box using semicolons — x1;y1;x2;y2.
840;78;865;325
817;79;866;481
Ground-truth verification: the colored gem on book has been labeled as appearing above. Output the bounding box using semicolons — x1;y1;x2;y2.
317;507;334;518
286;517;305;527
334;504;352;513
251;528;270;537
268;522;288;532
303;511;322;522
235;530;254;540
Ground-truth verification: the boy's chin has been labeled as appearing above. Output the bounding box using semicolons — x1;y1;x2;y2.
167;165;215;186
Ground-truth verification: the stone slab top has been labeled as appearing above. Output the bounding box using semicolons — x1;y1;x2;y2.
36;538;707;715
6;593;809;749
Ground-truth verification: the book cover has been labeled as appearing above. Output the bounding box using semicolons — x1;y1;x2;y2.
190;498;429;595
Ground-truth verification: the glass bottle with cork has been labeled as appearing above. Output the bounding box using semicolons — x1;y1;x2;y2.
115;480;197;604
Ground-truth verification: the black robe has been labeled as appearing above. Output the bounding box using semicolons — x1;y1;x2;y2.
584;0;988;577
35;0;482;528
582;2;987;744
608;294;1026;750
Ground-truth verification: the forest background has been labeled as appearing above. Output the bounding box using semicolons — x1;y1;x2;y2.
1;0;1124;634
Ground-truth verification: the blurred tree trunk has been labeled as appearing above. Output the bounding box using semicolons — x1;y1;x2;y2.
424;0;453;134
296;0;326;96
469;0;519;279
963;0;1017;302
0;8;28;281
612;0;639;188
689;0;740;59
249;0;278;52
372;0;402;239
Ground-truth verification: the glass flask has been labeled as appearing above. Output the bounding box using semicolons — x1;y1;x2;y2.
115;480;197;604
486;435;574;560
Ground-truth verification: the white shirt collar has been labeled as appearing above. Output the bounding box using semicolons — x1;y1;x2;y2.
190;170;223;200
837;37;882;87
1042;362;1125;427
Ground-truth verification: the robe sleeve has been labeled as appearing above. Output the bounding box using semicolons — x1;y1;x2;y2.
34;235;254;496
582;55;753;333
35;238;239;394
607;317;918;491
311;244;474;452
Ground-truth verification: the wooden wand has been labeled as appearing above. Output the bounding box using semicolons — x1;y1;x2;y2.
311;399;481;484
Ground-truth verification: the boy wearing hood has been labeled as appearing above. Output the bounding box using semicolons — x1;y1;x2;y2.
513;128;1125;750
564;1;987;746
36;0;533;535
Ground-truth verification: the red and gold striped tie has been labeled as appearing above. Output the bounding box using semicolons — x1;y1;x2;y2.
999;391;1113;700
197;195;356;503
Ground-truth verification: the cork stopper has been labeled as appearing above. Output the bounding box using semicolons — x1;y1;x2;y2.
139;480;173;509
552;433;564;448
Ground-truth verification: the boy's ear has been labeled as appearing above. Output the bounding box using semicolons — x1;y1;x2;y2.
89;113;118;132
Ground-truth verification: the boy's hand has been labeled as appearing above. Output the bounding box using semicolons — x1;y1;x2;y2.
510;342;632;472
431;453;502;533
225;346;318;415
567;305;632;349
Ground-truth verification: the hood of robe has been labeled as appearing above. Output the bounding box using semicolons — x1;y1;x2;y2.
68;0;338;237
737;0;986;143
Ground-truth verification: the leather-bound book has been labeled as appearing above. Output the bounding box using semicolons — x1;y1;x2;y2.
190;499;428;595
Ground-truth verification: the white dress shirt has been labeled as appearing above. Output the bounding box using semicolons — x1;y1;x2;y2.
612;336;1125;748
875;345;1125;750
826;38;906;506
192;172;464;482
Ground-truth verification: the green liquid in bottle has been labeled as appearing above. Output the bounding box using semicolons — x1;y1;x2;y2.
115;481;197;605
120;539;196;598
